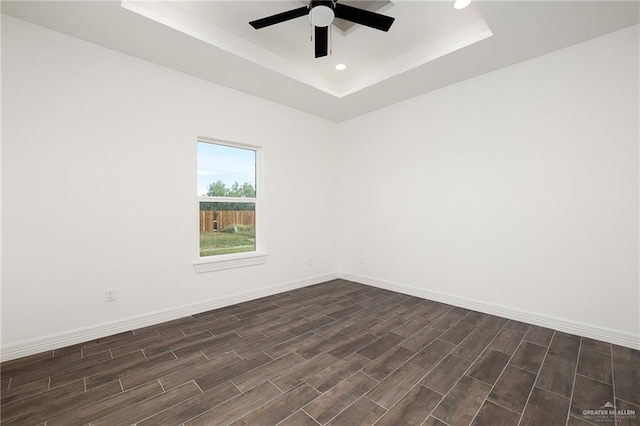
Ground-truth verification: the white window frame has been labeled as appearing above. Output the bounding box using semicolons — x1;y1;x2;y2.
193;137;267;273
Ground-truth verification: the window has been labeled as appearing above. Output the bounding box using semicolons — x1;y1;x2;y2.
194;138;266;272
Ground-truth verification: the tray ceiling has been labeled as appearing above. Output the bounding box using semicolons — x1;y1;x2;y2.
2;1;638;122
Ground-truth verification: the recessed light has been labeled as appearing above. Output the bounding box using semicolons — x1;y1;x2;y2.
335;63;347;71
453;0;471;9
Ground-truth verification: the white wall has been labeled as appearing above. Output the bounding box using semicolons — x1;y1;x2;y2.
2;15;639;359
338;25;639;345
1;15;338;358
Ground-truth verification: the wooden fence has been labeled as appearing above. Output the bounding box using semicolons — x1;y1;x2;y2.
200;210;255;233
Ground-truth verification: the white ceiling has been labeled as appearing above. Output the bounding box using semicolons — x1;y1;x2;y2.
121;1;492;97
2;1;639;122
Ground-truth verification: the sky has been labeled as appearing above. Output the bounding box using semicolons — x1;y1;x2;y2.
197;142;256;196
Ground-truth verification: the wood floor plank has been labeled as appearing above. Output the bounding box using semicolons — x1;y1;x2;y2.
421;354;473;395
296;332;351;359
429;311;464;332
366;361;427;409
567;415;595;425
142;330;213;358
2;281;638;426
613;363;640;406
138;381;242;426
536;354;577;398
357;332;405;360
432;376;491;426
86;351;176;390
234;303;282;320
305;353;371;393
439;321;476;345
91;381;202;425
409;339;456;372
272;352;337;391
172;331;243;358
577;348;612;384
0;351;54;376
1;380;88;424
363;346;416;382
230;383;320;426
615;399;640;426
367;316;407;336
9;351;112;388
198;331;269;359
470;400;520;426
304;371;378;424
488;365;536;414
159;351;242;391
328;332;379;359
259;316;310;337
488;328;525;356
424;416;449;426
288;316;336;336
570;375;614;419
509;342;547;374
523;326;554;346
232;352;306;392
120;351;208;390
337;317;380;337
81;329;159;357
581;337;611;355
234;331;297;358
0;377;50;405
460;311;489;326
466;349;510;386
327;304;365;320
547;331;581;360
265;332;327;359
195;352;272;392
326;396;386;426
208;316;265;336
47;380;163;426
277;409;320;426
50;350;146;388
422;303;454;321
520;387;570;426
375;385;442;426
451;317;507;361
504;320;530;333
400;327;443;352
392;315;432;338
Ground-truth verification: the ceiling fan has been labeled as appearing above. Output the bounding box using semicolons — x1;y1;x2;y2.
249;1;395;58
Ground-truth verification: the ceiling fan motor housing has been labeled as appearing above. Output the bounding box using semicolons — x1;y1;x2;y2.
309;0;335;27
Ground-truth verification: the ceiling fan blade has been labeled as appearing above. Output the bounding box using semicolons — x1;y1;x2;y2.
315;26;328;58
334;3;394;32
249;6;309;29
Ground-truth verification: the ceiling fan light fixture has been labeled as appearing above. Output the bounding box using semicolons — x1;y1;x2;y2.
310;5;335;27
453;0;471;9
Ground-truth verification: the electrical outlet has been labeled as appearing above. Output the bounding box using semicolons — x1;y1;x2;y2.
105;288;116;302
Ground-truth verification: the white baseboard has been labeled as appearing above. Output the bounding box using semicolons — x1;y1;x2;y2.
0;272;339;362
339;272;640;350
4;270;637;361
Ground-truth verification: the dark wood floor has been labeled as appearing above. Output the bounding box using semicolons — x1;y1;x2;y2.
1;280;638;426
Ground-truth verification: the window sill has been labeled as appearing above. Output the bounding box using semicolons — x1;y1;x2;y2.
193;252;268;273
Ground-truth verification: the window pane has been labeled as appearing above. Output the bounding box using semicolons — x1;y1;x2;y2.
197;142;256;197
199;202;256;257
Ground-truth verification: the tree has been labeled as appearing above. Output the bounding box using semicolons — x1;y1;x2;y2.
202;180;256;211
205;180;228;197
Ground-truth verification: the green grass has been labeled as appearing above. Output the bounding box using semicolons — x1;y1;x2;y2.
199;226;256;257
